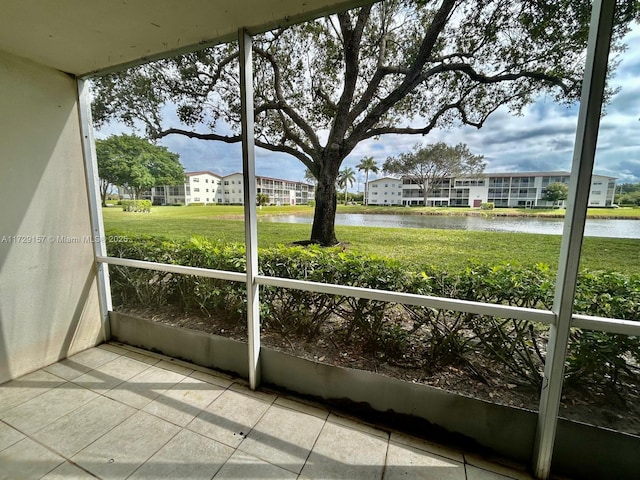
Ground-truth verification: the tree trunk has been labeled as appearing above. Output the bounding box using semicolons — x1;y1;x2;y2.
364;170;369;205
311;172;339;246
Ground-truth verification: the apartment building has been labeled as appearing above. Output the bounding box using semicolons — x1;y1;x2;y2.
145;171;314;206
367;171;616;208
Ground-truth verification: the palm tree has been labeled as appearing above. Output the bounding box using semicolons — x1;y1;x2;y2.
356;156;379;205
337;167;356;205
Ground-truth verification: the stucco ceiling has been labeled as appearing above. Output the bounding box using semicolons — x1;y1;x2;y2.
0;0;373;76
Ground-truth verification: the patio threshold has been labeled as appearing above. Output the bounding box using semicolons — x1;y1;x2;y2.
0;342;538;480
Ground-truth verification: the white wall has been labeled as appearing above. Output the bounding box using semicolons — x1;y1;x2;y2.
0;50;103;382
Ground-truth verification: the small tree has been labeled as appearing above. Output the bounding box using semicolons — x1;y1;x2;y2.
383;143;485;206
338;167;356;205
256;192;270;206
544;182;569;208
356;156;379;206
96;134;184;201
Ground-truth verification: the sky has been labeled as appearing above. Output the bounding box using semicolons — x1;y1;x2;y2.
96;24;640;191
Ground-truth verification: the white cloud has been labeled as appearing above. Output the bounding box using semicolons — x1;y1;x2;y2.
95;23;640;187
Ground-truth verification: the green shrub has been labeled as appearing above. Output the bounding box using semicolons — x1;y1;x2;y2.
121;199;151;212
104;235;639;393
480;202;495;210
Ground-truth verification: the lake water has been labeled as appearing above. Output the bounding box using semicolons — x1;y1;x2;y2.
259;213;640;239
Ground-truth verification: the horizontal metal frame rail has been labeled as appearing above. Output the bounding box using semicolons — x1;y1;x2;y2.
96;255;245;283
572;314;640;336
97;254;640;337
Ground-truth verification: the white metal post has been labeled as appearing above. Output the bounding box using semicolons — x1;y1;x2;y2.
239;28;261;389
77;78;113;340
533;1;615;478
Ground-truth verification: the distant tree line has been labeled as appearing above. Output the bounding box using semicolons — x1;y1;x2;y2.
615;183;640;206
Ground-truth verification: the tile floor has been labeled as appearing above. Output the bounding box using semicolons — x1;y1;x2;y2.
0;343;540;480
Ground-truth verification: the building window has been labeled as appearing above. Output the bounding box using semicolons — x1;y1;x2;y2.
194;188;200;192
592;191;601;195
192;178;199;182
194;197;200;202
224;181;229;185
205;179;209;183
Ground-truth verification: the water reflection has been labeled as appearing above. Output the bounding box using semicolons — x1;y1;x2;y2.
259;213;640;238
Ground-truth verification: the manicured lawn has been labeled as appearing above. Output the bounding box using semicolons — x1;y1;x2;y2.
103;205;640;275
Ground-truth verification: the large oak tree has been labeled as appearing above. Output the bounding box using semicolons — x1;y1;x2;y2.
92;0;638;245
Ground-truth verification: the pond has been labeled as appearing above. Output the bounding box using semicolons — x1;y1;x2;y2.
259;213;640;239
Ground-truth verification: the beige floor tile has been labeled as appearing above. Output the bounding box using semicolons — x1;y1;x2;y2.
0;421;25;451
72;356;150;392
384;442;466;480
466;464;522;479
120;349;162;365
41;461;97;479
129;429;234;479
105;365;186;409
228;382;277;403
143;376;225;427
213;450;298;480
300;420;388;480
156;359;195;376
72;411;180;480
0;437;64;480
274;396;329;419
187;389;271;448
32;395;136;457
389;431;464;463
0;370;65;415
1;383;97;435
43;358;92;381
239;404;325;474
98;343;131;355
190;369;234;388
327;413;389;439
66;347;121;369
465;454;534;480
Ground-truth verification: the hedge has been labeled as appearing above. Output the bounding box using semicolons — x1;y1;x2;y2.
106;235;640;393
121;199;151;212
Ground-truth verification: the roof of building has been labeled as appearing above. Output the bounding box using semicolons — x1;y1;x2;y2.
187;171;312;187
369;176;402;182
186;171;222;178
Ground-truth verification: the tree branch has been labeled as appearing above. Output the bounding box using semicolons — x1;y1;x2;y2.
255;139;315;171
156;128;241;143
253;46;323;153
349;0;457;139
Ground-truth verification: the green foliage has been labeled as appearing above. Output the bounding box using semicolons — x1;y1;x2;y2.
256;193;270;206
337;167;356;205
92;1;638;245
383;143;485;206
121;200;152;212
96;134;184;201
106;235;640;394
357;156;379;206
480;202;494;210
543;182;569;205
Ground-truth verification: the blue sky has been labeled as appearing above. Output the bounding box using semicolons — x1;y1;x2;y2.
96;24;640;190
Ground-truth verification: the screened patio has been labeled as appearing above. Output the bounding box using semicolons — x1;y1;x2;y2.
0;1;638;479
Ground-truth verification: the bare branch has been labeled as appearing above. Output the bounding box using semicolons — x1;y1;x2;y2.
253;46;323;152
157;128;241;143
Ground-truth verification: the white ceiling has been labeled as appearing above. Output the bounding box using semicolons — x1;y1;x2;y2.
0;0;372;76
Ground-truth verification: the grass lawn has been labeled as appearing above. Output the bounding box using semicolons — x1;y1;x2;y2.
103;205;640;275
